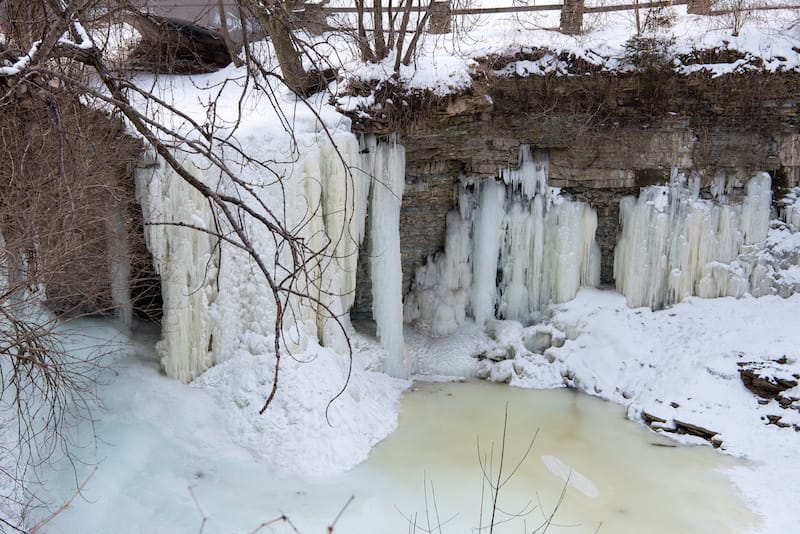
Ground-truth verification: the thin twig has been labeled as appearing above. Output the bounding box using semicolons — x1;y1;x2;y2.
29;466;97;534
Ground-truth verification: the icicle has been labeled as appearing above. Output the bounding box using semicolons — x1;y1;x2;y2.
502;146;548;199
304;134;370;351
470;180;506;326
363;136;410;378
615;172;773;309
138;157;219;383
106;204;132;330
407;146;601;333
403;209;472;337
741;172;772;244
581;208;602;287
139;132;372;383
779;187;800;229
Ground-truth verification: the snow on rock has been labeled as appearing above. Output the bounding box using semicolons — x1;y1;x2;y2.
405;146;600;336
333;4;800;112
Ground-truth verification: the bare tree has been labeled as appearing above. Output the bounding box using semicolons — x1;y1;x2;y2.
354;0;435;71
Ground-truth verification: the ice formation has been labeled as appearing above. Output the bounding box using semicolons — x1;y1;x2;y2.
779;187;800;229
138;133;407;382
106;206;132;329
614;172;774;309
361;137;410;378
405;146;601;337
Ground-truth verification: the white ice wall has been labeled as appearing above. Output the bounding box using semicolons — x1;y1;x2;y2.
137;132;377;382
614;172;773;309
405;147;601;336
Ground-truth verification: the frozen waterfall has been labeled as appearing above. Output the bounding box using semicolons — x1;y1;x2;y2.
614;172;773;309
138;132;408;382
405;146;601;337
362;136;410;378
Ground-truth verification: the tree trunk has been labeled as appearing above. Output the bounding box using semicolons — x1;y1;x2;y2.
559;0;584;35
247;2;311;94
267;17;311;93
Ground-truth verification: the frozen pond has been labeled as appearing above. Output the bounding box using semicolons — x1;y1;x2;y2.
363;381;756;533
38;332;756;533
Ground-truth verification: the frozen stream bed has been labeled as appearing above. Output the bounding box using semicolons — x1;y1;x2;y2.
37;320;755;534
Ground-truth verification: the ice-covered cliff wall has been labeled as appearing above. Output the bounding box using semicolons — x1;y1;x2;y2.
404;147;601;336
614;172;776;309
138;132;410;381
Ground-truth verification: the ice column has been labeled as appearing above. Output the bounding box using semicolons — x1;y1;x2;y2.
303;134;370;350
780;187;800;228
471;180;506;326
614;172;773;309
363;136;410;378
137;156;219;382
106;204;132;329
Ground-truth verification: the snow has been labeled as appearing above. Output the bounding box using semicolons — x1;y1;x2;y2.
478;288;800;533
330;2;800;106
0;40;39;76
193;327;408;476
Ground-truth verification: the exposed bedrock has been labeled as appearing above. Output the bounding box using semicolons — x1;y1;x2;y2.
351;71;800;317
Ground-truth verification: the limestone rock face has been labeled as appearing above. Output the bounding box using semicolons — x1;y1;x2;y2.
349;71;800;316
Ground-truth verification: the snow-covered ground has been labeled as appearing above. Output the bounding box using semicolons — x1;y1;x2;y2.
475;289;800;533
333;1;800;104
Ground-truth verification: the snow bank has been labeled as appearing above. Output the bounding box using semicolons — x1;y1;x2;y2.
193;327;407;476
475;287;800;533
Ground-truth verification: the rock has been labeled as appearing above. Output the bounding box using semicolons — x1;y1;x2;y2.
489;360;516;384
641;410;667;425
738;360;799;400
524;331;553;354
672;418;719;441
766;414;791;428
125;13;234;73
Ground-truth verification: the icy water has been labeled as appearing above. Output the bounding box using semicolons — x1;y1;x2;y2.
38;329;756;533
362;381;757;533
